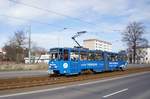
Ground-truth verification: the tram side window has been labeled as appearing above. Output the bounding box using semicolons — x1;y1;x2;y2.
88;52;95;61
117;55;122;61
57;49;63;60
70;50;79;61
64;50;69;61
59;52;63;60
107;55;111;61
108;54;118;61
95;52;103;61
123;55;127;61
111;55;117;61
120;55;127;61
114;55;119;61
80;52;88;60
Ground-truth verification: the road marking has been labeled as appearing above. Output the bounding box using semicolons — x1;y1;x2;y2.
103;88;128;98
0;86;67;98
0;71;149;98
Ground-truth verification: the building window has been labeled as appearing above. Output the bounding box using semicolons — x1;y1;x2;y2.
145;52;148;55
146;57;148;60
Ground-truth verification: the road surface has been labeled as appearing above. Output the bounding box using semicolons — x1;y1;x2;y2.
0;64;149;79
0;70;47;79
0;72;150;99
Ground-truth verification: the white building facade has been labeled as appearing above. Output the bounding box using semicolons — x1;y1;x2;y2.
136;47;150;64
0;48;6;54
83;39;112;52
24;54;50;64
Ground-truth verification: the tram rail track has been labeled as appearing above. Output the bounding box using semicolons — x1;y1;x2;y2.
0;67;150;91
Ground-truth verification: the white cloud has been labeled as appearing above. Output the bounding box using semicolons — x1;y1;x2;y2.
127;9;150;22
0;0;83;25
91;0;128;15
0;0;128;22
0;0;149;25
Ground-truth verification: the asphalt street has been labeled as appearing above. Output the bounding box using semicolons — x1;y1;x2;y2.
0;64;149;79
0;72;150;99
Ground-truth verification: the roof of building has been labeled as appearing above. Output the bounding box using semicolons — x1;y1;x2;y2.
83;39;112;45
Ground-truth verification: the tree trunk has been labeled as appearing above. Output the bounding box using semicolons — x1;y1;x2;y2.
133;43;136;64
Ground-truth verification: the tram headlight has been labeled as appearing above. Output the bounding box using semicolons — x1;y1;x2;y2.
49;64;57;69
49;65;51;68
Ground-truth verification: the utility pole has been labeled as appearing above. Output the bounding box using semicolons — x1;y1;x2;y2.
28;25;31;64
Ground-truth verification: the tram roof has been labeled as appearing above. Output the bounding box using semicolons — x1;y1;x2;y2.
49;47;121;55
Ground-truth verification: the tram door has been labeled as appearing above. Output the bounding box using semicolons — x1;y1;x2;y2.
70;50;79;74
104;52;109;71
107;53;119;70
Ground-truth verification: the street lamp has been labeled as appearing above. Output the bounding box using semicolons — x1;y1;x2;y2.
57;27;69;47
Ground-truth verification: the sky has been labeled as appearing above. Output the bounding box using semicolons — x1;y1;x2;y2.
0;0;150;52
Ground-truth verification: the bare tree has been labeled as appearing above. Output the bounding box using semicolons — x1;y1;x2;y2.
11;30;26;47
32;45;47;56
3;30;27;63
122;22;148;63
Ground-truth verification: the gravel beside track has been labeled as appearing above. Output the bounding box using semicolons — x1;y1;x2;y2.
0;67;150;91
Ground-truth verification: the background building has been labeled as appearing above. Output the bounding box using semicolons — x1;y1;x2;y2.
136;47;150;64
24;54;50;64
0;48;5;54
83;39;112;51
0;48;3;62
0;48;2;54
0;48;6;62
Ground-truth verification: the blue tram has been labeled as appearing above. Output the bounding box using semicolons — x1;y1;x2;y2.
48;47;127;75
